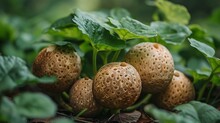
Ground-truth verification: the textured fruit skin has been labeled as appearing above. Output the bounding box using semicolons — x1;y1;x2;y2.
124;42;174;93
32;45;81;92
93;62;142;109
154;70;195;110
69;77;102;117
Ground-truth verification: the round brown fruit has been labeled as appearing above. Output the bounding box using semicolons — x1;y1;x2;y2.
69;77;102;117
124;42;174;93
93;62;142;109
32;45;81;92
154;70;195;110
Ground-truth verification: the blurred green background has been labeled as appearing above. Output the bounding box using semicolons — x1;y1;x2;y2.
1;0;220;64
1;0;220;21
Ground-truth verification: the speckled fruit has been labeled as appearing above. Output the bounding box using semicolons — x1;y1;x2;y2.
93;62;142;109
124;42;174;93
69;77;102;117
32;45;81;92
154;70;195;110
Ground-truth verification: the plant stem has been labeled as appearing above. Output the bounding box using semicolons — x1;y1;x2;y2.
75;108;88;117
206;83;215;103
55;95;73;112
197;82;208;101
93;48;98;75
111;50;121;62
154;36;158;42
62;91;70;101
124;94;152;112
197;66;218;101
100;51;111;65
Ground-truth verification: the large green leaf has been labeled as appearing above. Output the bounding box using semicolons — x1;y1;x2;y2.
189;24;214;48
14;92;57;118
0;56;56;93
110;8;131;20
72;9;125;51
186;58;211;83
150;22;192;44
151;0;190;25
108;17;157;40
188;38;215;57
207;57;220;74
211;74;220;85
174;103;200;122
0;97;26;123
175;101;220;123
46;15;84;40
144;105;197;123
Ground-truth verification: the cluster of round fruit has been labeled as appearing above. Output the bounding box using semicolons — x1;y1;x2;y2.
32;42;195;117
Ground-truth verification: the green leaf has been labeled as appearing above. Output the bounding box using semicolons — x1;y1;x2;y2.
51;117;74;123
186;58;212;83
188;38;215;57
46;15;84;40
211;74;220;85
0;56;56;92
0;18;16;42
108;17;157;40
175;101;220;123
174;103;200;122
0;97;27;123
110;8;131;20
207;57;220;74
150;22;192;44
186;69;210;83
189;24;214;48
14;92;57;118
187;58;211;71
144;105;197;123
72;9;125;51
152;0;190;25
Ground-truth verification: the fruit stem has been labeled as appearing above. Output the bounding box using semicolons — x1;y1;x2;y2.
93;48;98;75
55;95;73;112
124;94;152;112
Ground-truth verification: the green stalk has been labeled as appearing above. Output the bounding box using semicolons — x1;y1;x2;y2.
124;94;152;112
197;82;208;101
197;66;219;101
62;91;70;101
55;95;73;112
93;48;98;75
111;50;121;62
206;83;215;103
154;36;158;42
100;51;111;65
75;108;88;117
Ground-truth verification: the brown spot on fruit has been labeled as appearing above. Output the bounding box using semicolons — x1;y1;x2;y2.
124;42;174;93
93;62;142;109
